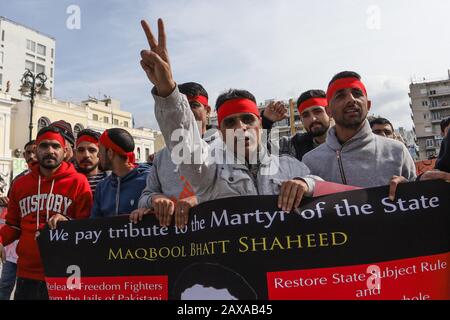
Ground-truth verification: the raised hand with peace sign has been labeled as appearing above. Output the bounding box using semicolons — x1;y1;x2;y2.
140;19;176;97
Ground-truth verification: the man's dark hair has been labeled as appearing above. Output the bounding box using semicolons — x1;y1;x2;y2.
328;71;362;88
440;116;450;133
49;120;75;147
37;126;64;139
179;82;208;99
369;117;394;131
173;263;257;300
24;140;36;149
215;89;257;111
297;89;326;108
77;128;101;141
106;128;135;153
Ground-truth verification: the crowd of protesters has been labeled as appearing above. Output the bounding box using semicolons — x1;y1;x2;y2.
0;18;449;300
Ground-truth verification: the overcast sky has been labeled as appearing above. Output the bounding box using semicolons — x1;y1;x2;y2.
2;0;450;130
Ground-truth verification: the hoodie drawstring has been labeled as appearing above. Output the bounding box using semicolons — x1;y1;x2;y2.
36;176;55;232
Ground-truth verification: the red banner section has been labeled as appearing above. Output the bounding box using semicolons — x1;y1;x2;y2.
45;275;168;300
267;252;449;300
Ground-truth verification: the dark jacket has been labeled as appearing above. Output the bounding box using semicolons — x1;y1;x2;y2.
91;164;151;218
435;130;450;172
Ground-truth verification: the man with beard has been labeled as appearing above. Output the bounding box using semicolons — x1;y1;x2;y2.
139;19;318;213
303;71;416;188
91;128;151;218
75;129;108;196
262;90;331;161
131;82;215;228
0;126;92;300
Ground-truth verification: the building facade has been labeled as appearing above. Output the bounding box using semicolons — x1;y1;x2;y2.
409;71;450;160
11;96;161;165
0;16;55;99
0;92;13;193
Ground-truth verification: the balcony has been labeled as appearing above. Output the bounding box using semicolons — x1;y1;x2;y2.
429;89;450;97
429;104;450;111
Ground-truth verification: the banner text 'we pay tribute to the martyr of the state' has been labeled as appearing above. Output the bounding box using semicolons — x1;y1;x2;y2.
37;180;450;300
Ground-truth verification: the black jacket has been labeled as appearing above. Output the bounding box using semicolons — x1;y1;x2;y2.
435;130;450;173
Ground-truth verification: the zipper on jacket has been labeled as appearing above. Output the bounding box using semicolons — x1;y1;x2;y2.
336;150;348;185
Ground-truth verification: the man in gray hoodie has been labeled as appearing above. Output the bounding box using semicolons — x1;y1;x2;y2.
303;71;416;188
138;19;318;216
130;82;216;228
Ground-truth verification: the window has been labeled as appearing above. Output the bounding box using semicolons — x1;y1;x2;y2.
38;117;50;130
0;74;2;87
431;100;438;108
93;114;98;121
103;117;109;124
432;112;441;121
123;121;129;127
1;30;4;41
422;100;428;106
426;139;434;147
0;51;3;64
36;63;45;74
51;48;54;58
113;119;119;125
430;90;436;95
425;126;432;133
50;68;53;78
145;148;150;160
37;44;46;56
74;124;84;137
25;60;35;72
137;148;141;161
26;39;36;52
50;87;52;97
423;113;428;120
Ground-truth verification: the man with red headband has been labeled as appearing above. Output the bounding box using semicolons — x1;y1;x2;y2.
263;90;332;161
139;19;318;212
131;82;216;229
91;128;150;218
0;126;92;300
302;71;416;188
75;129;108;196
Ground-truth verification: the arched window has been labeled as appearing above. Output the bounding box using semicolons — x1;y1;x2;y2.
38;117;50;130
74;123;84;137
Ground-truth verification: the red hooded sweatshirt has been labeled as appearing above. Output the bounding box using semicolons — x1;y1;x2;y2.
0;161;92;281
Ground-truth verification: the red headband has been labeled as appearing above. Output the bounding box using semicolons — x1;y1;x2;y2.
187;95;209;107
76;135;99;147
36;131;66;147
217;98;260;128
298;97;328;114
99;131;135;164
326;78;368;103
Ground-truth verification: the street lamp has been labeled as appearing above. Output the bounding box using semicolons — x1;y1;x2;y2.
19;69;49;141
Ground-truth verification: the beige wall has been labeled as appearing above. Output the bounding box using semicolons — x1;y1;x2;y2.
0;92;13;194
10;96;160;164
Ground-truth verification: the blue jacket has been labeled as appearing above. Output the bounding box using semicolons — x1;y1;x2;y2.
91;164;151;218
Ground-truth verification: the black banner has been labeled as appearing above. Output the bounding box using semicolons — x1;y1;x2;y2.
37;180;450;300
